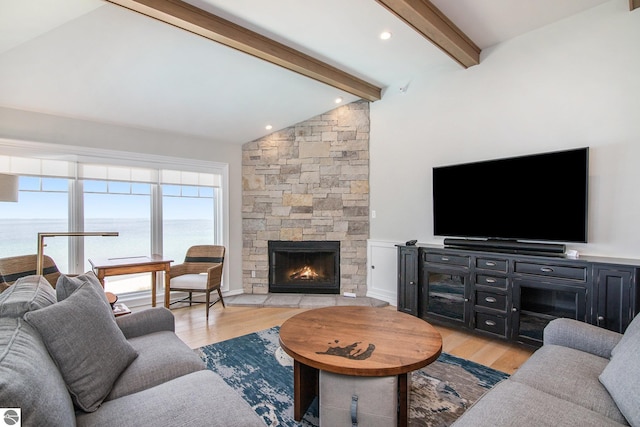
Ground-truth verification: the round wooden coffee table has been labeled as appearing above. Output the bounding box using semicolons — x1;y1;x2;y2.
279;306;442;426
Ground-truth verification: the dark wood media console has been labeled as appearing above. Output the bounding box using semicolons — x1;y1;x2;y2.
397;245;640;347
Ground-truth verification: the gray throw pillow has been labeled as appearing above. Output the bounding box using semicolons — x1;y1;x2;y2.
24;278;138;412
611;312;640;357
0;275;56;318
56;271;107;303
599;327;640;426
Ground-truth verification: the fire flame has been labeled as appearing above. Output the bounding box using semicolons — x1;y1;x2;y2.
290;266;319;280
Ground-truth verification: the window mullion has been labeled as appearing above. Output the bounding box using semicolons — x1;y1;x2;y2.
68;176;85;274
150;183;163;256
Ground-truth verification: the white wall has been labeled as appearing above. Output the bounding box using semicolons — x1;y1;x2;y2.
0;107;245;294
370;0;640;258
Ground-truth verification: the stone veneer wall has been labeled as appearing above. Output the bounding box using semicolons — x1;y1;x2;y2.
242;100;370;295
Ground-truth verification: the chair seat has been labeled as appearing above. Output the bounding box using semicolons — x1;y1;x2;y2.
166;245;226;320
169;274;208;291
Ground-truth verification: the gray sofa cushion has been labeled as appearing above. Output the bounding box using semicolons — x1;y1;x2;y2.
0;275;56;318
24;278;138;412
600;323;640;426
452;380;626;427
0;317;76;427
511;344;627;424
107;330;205;400
76;370;264;427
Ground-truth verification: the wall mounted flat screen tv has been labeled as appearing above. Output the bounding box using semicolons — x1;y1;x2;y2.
433;147;589;243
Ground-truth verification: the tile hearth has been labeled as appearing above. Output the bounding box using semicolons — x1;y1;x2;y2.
225;293;388;309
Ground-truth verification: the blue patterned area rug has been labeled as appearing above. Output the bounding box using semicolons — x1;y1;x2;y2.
198;327;508;427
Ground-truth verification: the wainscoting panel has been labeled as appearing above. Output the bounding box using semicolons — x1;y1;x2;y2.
366;240;402;305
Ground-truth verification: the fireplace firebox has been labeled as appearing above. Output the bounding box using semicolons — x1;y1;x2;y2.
268;240;340;294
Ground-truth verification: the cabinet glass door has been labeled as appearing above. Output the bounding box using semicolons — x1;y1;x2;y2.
513;280;586;345
424;270;468;324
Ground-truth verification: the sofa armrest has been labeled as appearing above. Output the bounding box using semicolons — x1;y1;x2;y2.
543;318;622;359
116;307;175;339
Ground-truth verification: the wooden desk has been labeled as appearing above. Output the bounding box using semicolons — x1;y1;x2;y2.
89;255;173;307
279;306;442;426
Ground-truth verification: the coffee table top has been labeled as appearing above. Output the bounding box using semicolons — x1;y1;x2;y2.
279;306;442;376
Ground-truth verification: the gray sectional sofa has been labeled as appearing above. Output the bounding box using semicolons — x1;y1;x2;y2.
453;316;640;427
0;273;263;427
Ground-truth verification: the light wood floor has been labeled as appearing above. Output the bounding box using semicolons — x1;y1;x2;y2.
170;303;535;375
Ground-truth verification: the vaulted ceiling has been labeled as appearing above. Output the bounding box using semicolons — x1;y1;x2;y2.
0;0;612;145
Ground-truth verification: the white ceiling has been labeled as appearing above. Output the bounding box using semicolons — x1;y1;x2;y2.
0;0;610;145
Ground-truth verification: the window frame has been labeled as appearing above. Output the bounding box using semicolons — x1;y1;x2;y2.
0;140;229;303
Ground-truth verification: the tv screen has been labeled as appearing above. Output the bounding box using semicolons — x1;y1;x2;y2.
433;147;589;243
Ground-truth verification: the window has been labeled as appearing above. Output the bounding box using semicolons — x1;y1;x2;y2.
83;180;152;294
0;177;69;271
162;184;217;265
0;144;228;300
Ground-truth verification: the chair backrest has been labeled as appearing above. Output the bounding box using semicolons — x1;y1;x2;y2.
0;254;61;292
185;245;225;263
182;245;225;274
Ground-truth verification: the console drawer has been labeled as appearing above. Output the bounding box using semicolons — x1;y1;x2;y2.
424;253;470;267
475;312;506;336
475;291;507;311
476;275;507;289
515;262;587;281
476;258;508;272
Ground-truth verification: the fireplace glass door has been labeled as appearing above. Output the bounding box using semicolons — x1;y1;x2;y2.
268;241;340;294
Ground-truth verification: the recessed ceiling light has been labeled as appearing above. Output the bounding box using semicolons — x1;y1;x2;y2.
265;124;273;130
335;97;343;104
380;31;392;40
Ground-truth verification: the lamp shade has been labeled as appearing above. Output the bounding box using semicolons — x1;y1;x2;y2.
0;173;19;202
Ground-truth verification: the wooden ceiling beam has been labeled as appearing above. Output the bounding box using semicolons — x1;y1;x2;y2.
375;0;480;68
631;0;640;11
105;0;382;101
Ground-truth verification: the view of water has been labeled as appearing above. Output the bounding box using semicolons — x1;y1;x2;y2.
0;218;215;293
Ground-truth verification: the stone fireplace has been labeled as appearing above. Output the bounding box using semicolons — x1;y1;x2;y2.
242;100;370;296
268;240;340;294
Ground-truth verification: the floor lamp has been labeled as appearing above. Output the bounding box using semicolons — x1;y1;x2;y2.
36;232;119;276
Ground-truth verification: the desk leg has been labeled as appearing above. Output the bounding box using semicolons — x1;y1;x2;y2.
164;264;171;309
398;372;410;427
293;360;318;421
151;271;157;307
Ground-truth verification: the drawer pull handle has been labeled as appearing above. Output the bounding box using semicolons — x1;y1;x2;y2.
441;257;449;261
540;267;554;273
485;296;497;303
485;261;496;266
485;320;497;326
486;278;496;283
409;281;415;285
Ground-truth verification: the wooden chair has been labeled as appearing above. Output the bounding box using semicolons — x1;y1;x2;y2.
0;254;61;292
166;245;226;319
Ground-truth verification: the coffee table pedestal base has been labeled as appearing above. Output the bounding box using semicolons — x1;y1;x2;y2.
293;360;411;426
320;371;400;427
